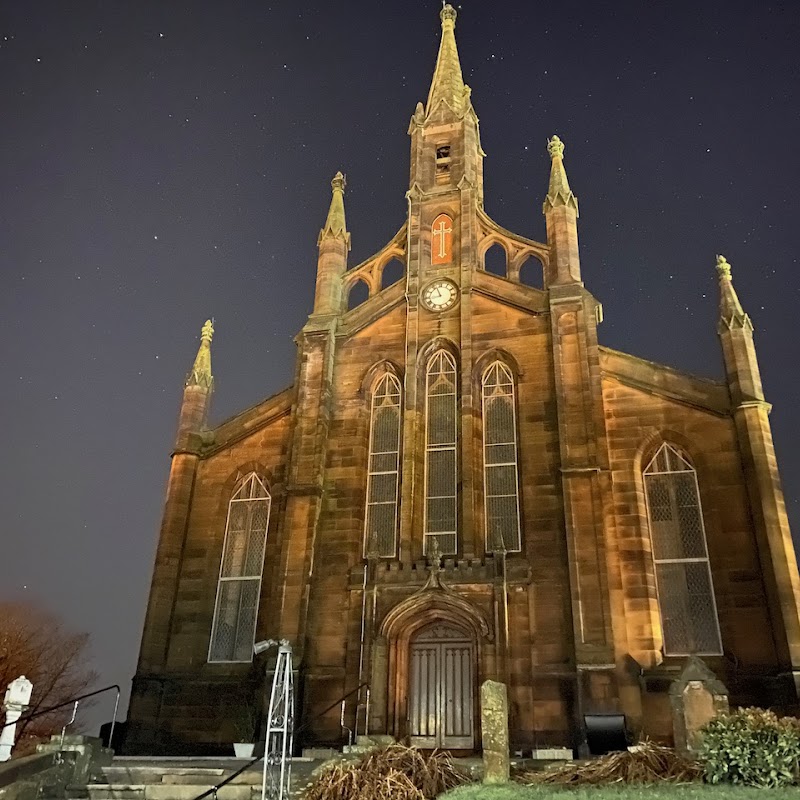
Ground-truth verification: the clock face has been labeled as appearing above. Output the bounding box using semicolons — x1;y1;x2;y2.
422;279;459;312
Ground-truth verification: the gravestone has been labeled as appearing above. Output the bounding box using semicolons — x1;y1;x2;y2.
481;679;509;783
669;656;728;754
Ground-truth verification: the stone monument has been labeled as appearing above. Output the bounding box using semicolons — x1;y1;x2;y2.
481;679;510;783
669;656;729;754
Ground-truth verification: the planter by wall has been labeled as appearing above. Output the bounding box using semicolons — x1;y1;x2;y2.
233;743;255;758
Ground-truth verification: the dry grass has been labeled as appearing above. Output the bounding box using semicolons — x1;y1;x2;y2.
516;741;703;786
302;744;473;800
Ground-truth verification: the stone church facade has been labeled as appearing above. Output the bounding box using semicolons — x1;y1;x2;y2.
126;5;800;755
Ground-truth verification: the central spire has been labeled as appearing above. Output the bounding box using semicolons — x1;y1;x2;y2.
426;4;470;119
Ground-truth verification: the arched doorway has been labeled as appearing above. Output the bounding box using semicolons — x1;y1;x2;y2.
408;622;475;748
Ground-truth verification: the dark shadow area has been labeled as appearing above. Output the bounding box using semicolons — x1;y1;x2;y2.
347;279;370;310
483;243;507;277
381;258;405;289
518;256;543;288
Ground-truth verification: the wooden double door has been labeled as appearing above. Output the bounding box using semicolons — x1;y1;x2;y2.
408;623;474;749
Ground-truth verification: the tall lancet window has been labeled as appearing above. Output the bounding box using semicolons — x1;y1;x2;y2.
482;362;522;553
424;350;458;555
643;444;722;656
208;473;271;663
364;373;402;558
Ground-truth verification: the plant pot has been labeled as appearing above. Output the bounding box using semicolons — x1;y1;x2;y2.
234;742;255;758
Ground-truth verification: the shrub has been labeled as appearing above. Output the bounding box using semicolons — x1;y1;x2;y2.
698;707;800;787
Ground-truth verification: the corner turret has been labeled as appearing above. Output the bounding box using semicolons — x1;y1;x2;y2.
543;136;581;286
715;253;800;679
177;319;214;445
715;255;763;404
313;172;350;316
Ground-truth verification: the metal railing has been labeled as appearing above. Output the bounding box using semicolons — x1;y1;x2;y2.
191;681;369;800
1;684;121;749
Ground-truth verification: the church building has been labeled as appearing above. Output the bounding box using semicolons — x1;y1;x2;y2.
126;5;800;754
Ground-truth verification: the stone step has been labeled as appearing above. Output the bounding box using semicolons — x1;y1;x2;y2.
102;766;261;786
341;745;373;755
86;785;256;800
54;758;327;800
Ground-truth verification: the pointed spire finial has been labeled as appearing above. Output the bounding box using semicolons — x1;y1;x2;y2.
547;135;565;160
425;3;469;119
200;318;214;343
441;3;457;26
319;171;350;245
186;319;214;389
543;135;578;214
716;253;732;280
715;254;749;329
427;537;443;574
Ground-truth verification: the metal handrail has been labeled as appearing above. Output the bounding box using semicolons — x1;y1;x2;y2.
2;684;121;749
190;681;370;800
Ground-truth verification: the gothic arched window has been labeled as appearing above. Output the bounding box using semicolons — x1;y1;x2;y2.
424;350;458;555
482;362;521;553
364;373;402;558
643;444;722;656
208;473;271;662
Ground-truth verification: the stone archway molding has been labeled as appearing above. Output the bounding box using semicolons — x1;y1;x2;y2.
380;585;492;643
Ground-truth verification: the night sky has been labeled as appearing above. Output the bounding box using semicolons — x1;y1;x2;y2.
2;0;799;730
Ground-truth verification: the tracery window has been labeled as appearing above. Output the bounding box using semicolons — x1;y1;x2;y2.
364;373;402;557
424;350;458;555
482;362;521;552
643;444;722;656
208;473;271;662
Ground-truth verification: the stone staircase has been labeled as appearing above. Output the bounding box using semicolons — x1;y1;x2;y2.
56;757;325;800
33;736;497;800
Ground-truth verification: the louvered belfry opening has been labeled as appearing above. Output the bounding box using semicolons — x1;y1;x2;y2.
424;350;458;555
208;473;271;662
482;362;522;553
643;443;723;656
364;373;402;557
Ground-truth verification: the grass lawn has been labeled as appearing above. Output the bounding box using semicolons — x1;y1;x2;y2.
440;785;800;800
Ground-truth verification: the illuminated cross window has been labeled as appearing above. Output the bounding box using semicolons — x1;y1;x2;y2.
431;213;453;265
643;444;722;656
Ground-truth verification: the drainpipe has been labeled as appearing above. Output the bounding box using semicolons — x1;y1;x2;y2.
403;191;417;563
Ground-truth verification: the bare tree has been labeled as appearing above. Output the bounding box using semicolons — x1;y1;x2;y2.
0;602;97;749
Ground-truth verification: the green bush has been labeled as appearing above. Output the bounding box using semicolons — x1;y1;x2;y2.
698;707;800;787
